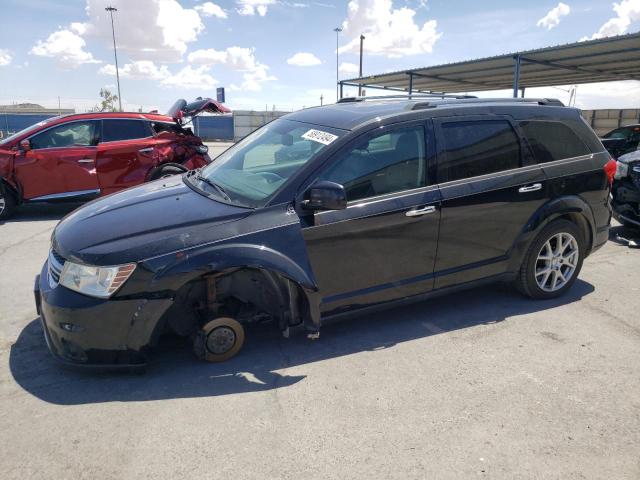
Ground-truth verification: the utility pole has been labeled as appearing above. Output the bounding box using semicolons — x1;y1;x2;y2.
358;34;365;96
320;94;324;106
57;96;61;116
105;6;123;111
333;27;342;102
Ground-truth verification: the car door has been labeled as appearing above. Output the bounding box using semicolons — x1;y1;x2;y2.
14;120;100;201
300;121;441;314
432;115;548;288
95;119;157;195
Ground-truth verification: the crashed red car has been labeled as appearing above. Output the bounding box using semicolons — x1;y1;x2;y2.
0;97;230;220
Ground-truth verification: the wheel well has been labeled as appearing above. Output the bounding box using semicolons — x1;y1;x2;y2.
0;178;19;203
156;268;307;339
147;163;187;181
557;212;593;253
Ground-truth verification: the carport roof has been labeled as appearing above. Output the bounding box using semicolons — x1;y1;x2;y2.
341;32;640;93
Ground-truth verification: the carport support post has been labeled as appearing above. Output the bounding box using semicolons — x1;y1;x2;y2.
513;55;521;99
408;72;414;98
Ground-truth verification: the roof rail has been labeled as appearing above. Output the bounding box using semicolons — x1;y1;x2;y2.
409;97;565;110
336;93;478;103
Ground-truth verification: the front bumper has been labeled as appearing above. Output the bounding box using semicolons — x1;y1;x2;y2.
35;262;172;368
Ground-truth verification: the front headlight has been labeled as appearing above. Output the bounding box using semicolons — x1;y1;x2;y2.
197;144;209;154
59;261;136;298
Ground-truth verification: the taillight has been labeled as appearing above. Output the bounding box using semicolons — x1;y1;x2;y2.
603;158;617;186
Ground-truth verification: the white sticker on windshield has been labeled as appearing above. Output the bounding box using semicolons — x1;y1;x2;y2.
302;129;338;146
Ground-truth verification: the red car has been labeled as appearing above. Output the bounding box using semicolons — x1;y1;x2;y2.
0;97;230;220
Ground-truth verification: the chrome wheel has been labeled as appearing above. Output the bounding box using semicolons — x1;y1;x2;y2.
535;232;579;292
0;195;5;215
206;326;237;355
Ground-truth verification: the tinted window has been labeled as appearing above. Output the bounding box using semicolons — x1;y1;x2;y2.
29;121;96;149
604;126;640;140
151;121;183;135
321;126;426;202
440;120;520;181
102;120;150;142
520;120;591;163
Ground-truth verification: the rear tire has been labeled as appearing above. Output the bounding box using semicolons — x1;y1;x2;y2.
0;187;16;221
516;219;585;299
193;317;245;363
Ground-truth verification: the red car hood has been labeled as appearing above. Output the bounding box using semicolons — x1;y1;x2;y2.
166;97;231;123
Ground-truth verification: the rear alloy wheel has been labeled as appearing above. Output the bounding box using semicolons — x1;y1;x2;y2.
517;220;584;299
194;317;245;362
0;188;16;221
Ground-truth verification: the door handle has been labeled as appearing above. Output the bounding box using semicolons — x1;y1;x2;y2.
518;183;542;193
405;205;437;217
77;159;94;164
138;147;154;153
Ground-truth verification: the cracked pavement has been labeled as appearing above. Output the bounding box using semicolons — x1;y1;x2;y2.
1;204;639;479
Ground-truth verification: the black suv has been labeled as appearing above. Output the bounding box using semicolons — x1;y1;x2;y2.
35;96;614;367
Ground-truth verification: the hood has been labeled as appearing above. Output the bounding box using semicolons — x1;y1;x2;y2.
618;150;640;165
166;97;231;123
53;175;250;265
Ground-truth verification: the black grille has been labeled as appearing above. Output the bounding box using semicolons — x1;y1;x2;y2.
48;249;65;286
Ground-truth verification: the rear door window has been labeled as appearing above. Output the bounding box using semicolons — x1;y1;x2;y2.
101;120;150;142
520;120;590;163
439;120;521;182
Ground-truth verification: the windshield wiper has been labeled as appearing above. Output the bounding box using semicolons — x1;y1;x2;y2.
196;175;231;201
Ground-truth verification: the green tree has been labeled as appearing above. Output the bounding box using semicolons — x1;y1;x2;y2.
93;88;119;112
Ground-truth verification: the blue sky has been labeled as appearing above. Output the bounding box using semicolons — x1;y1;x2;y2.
0;0;639;113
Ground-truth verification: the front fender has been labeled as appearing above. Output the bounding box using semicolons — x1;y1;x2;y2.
136;216;323;330
150;241;317;291
507;195;596;272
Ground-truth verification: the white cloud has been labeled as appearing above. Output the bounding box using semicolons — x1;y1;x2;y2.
30;1;206;65
0;49;12;66
161;65;218;89
339;61;359;74
237;0;275;16
536;2;570;30
338;0;442;58
287;52;322;66
231;64;277;91
98;60;170;80
195;2;228;19
30;29;100;67
189;46;275;91
188;46;257;70
581;0;640;40
84;0;204;62
98;60;217;90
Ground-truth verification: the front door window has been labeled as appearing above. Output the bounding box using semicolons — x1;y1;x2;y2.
320;126;427;202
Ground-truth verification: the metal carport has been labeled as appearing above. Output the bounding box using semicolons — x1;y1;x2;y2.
339;32;640;98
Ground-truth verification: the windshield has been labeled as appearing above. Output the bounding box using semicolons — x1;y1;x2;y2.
190;118;346;208
604;127;635;140
0;119;56;146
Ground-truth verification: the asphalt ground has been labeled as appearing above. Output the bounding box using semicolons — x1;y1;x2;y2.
1;200;639;479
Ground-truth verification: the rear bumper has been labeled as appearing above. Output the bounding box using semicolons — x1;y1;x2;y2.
35;262;172;368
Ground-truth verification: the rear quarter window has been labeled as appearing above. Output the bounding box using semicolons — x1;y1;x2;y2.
101;119;151;142
440;120;521;182
520;120;591;163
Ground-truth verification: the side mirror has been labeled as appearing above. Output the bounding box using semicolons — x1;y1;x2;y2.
20;139;31;151
303;181;347;211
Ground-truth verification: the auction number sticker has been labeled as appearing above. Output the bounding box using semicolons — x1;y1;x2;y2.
302;129;338;146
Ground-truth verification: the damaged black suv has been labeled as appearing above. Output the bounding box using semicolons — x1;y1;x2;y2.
35;96;614;367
